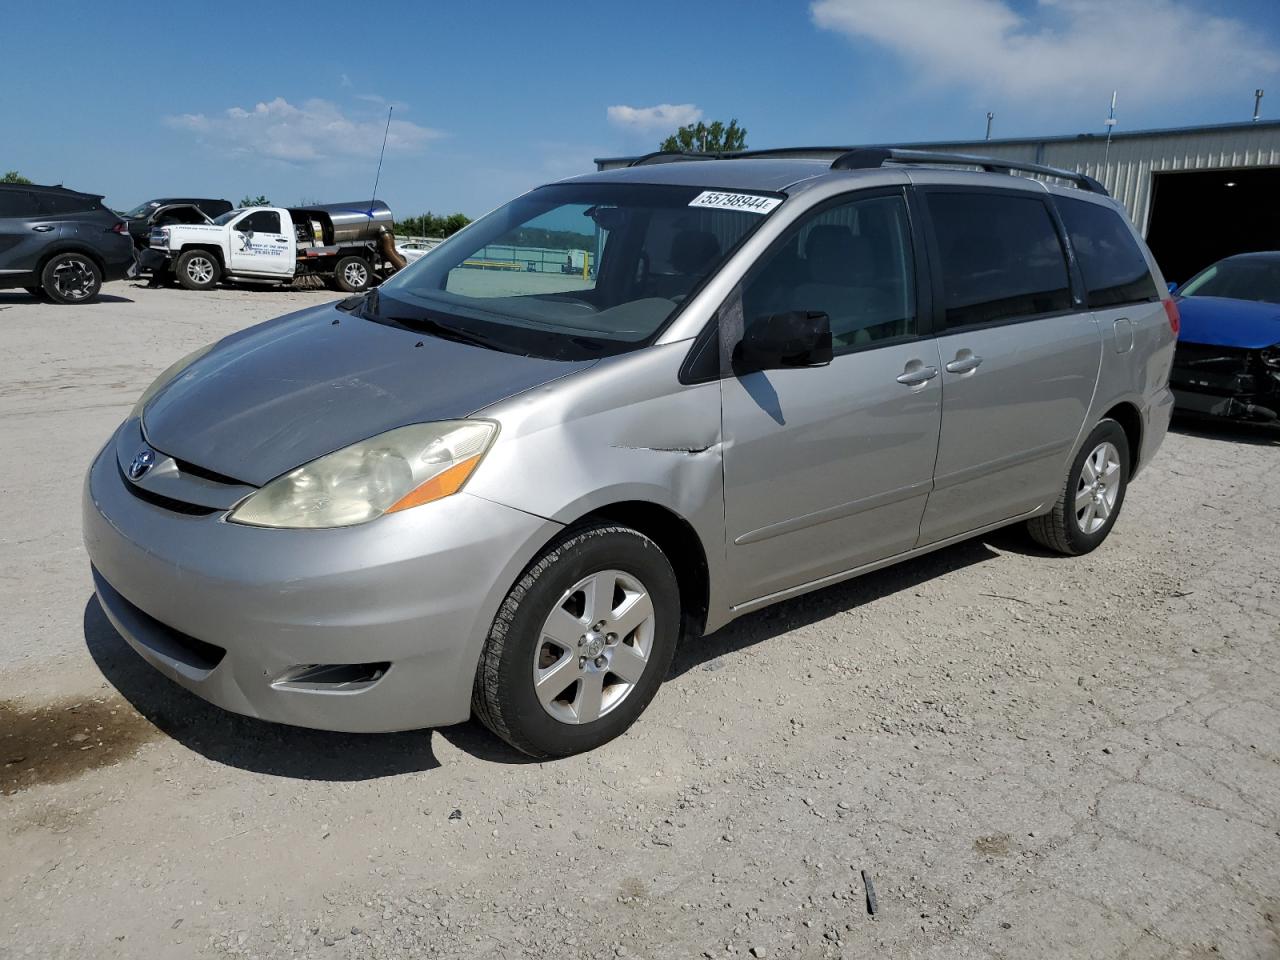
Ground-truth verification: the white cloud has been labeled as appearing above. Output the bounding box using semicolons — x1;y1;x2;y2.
165;97;441;164
607;103;703;132
811;0;1280;106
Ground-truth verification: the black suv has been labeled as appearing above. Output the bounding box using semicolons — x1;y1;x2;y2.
0;183;135;303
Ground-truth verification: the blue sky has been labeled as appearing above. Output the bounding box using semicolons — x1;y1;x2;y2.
2;0;1277;218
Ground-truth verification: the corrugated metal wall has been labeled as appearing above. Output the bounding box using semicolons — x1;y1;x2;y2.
597;123;1280;237
902;126;1280;235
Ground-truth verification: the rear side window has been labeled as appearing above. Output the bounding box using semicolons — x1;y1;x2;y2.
1056;197;1158;308
35;192;96;215
925;191;1071;328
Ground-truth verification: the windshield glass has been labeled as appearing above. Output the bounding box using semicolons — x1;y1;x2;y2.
212;209;245;226
375;182;781;359
1180;258;1280;304
124;200;160;219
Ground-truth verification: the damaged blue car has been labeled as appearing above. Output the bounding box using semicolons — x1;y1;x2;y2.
1170;251;1280;421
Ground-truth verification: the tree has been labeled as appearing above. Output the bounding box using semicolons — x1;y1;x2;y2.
240;194;271;207
2;170;33;184
394;211;471;238
659;119;747;154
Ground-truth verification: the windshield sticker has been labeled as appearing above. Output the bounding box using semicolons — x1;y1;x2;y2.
688;191;782;215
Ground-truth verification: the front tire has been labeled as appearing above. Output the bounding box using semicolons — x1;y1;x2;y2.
41;253;102;304
174;250;220;291
1027;418;1130;555
472;524;681;758
332;255;371;293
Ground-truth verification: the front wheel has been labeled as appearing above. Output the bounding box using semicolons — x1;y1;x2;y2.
472;524;681;758
332;255;371;293
41;253;102;304
174;250;220;291
1027;418;1130;555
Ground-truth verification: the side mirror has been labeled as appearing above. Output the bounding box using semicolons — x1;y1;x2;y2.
1167;281;1179;295
735;311;833;373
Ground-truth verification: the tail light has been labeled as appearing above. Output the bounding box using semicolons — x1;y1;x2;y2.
1163;298;1180;336
110;221;129;235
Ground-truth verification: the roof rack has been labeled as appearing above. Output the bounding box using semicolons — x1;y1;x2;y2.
829;147;1108;194
627;145;1108;195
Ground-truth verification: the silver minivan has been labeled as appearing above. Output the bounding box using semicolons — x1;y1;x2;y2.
83;148;1178;756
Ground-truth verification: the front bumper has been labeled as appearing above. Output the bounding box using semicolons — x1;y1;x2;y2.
1170;342;1280;421
82;429;560;732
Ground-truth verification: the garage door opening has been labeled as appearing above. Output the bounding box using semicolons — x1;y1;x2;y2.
1145;166;1280;285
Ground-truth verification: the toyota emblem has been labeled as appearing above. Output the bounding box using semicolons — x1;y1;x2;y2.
128;448;155;481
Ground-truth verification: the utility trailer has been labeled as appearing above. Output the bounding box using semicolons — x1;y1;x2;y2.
144;200;406;292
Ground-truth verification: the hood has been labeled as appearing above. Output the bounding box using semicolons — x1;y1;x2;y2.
1176;295;1280;350
142;302;593;485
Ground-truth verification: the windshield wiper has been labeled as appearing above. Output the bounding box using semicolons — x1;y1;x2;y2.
388;314;510;351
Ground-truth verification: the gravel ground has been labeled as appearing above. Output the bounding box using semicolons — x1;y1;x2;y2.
2;281;1278;959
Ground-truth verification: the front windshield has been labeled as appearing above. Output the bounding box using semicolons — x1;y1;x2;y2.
124;200;160;219
376;182;781;358
1180;258;1280;304
212;209;244;226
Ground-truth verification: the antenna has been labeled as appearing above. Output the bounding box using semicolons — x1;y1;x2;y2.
1103;91;1118;168
985;112;994;141
369;105;393;212
1255;88;1265;122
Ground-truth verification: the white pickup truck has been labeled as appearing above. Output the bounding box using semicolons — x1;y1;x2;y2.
144;200;404;293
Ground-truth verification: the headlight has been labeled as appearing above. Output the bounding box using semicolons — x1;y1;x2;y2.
131;342;218;418
228;420;497;529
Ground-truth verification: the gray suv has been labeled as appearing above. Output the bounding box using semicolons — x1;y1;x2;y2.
83;148;1177;756
0;183;135;303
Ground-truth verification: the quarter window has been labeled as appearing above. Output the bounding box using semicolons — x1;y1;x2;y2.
926;192;1071;328
741;193;917;350
1056;197;1158;308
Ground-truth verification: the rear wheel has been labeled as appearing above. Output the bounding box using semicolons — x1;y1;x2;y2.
41;253;102;304
175;249;220;291
1027;418;1130;555
472;524;681;758
332;255;371;293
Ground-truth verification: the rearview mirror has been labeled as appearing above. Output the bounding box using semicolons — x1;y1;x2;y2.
735;311;833;373
1167;280;1179;295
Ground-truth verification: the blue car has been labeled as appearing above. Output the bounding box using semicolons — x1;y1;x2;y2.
1170;251;1280;421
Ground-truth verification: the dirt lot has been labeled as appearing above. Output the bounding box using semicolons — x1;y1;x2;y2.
2;281;1278;960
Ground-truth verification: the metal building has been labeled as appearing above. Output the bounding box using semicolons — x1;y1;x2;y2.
595;120;1280;282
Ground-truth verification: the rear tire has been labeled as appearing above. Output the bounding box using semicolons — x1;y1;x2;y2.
1027;418;1130;555
41;253;102;304
472;524;681;758
332;255;371;293
175;249;220;291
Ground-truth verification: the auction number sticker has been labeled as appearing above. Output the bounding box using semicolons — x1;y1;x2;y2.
688;191;782;214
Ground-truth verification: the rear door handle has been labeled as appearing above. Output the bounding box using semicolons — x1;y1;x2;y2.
896;364;939;386
945;353;983;374
32;224;54;232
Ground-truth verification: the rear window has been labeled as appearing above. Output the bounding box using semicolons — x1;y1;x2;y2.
926;191;1071;328
0;189;39;218
1056;197;1158;308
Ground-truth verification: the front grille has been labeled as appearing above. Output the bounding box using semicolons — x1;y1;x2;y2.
169;455;249;487
118;464;220;516
1171;343;1256;395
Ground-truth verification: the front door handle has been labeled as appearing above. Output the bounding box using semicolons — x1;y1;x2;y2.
896;363;939;386
945;353;983;374
31;224;54;232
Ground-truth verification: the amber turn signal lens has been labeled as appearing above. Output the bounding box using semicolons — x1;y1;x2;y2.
386;454;482;514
